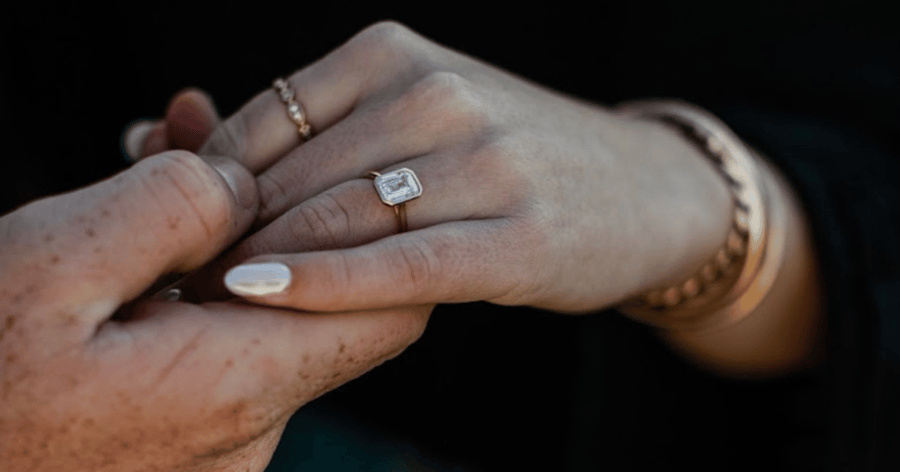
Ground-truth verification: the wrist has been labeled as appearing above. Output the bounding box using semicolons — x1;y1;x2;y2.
614;100;771;332
660;155;825;376
631;117;735;292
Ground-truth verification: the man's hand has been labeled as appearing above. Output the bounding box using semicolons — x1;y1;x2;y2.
0;149;428;471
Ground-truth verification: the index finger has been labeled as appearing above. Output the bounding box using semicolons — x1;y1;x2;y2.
200;22;425;173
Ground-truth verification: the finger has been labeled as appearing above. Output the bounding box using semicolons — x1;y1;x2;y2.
199;22;436;173
165;88;222;152
222;220;532;312
181;147;520;302
254;70;492;224
91;301;430;446
0;151;258;326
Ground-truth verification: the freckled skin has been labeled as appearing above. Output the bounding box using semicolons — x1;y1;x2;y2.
0;316;15;342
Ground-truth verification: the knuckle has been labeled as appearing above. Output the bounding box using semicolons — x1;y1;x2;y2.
346;21;431;82
492;224;545;305
315;251;355;307
392;237;441;294
413;71;469;103
291;193;352;250
142;151;230;239
467;135;530;207
256;172;290;222
404;71;491;128
356;21;417;51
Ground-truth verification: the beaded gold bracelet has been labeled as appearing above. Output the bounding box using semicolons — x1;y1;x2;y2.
614;100;778;333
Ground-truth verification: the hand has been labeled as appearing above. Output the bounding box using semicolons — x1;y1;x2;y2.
0;149;428;471
158;22;733;318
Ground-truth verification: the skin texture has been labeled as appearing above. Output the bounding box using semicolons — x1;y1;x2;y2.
1;20;826;472
0;126;429;469
165;22;823;375
176;22;736;315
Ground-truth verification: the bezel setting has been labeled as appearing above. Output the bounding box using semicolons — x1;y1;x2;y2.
373;168;422;206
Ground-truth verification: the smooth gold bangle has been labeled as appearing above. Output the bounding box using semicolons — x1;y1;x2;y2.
614;99;782;333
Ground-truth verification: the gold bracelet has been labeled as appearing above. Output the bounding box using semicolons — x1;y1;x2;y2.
614;99;783;333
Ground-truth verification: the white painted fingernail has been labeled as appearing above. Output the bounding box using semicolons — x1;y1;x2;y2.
224;262;291;296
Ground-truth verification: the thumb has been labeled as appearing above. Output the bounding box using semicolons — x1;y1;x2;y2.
0;151;258;324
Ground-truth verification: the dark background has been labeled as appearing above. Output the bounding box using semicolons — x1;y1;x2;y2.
2;1;898;470
1;1;897;213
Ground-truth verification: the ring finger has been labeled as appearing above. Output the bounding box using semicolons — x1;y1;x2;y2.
183;147;523;302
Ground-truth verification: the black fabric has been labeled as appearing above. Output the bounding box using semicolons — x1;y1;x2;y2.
2;1;898;470
718;108;900;470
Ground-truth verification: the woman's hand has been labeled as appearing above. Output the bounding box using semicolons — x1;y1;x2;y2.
173;21;733;317
0;150;429;471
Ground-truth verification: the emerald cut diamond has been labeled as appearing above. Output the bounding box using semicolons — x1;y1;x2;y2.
373;168;422;206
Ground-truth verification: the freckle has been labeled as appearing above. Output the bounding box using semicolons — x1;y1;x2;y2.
44;233;54;242
338;342;346;353
5;354;16;363
252;338;261;345
224;358;234;368
83;418;95;427
230;402;247;416
167;217;180;230
101;210;110;217
121;442;130;450
0;315;15;342
302;353;310;364
39;442;48;450
298;372;309;380
94;247;102;254
50;255;60;264
347;356;354;363
86;228;96;238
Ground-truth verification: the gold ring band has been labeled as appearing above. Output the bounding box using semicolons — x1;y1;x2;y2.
367;168;422;233
273;77;312;140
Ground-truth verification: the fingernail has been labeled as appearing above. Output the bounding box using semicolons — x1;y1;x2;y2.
210;157;258;209
224;262;291;296
121;120;155;162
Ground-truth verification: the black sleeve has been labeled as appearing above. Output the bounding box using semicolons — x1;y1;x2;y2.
718;105;900;471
